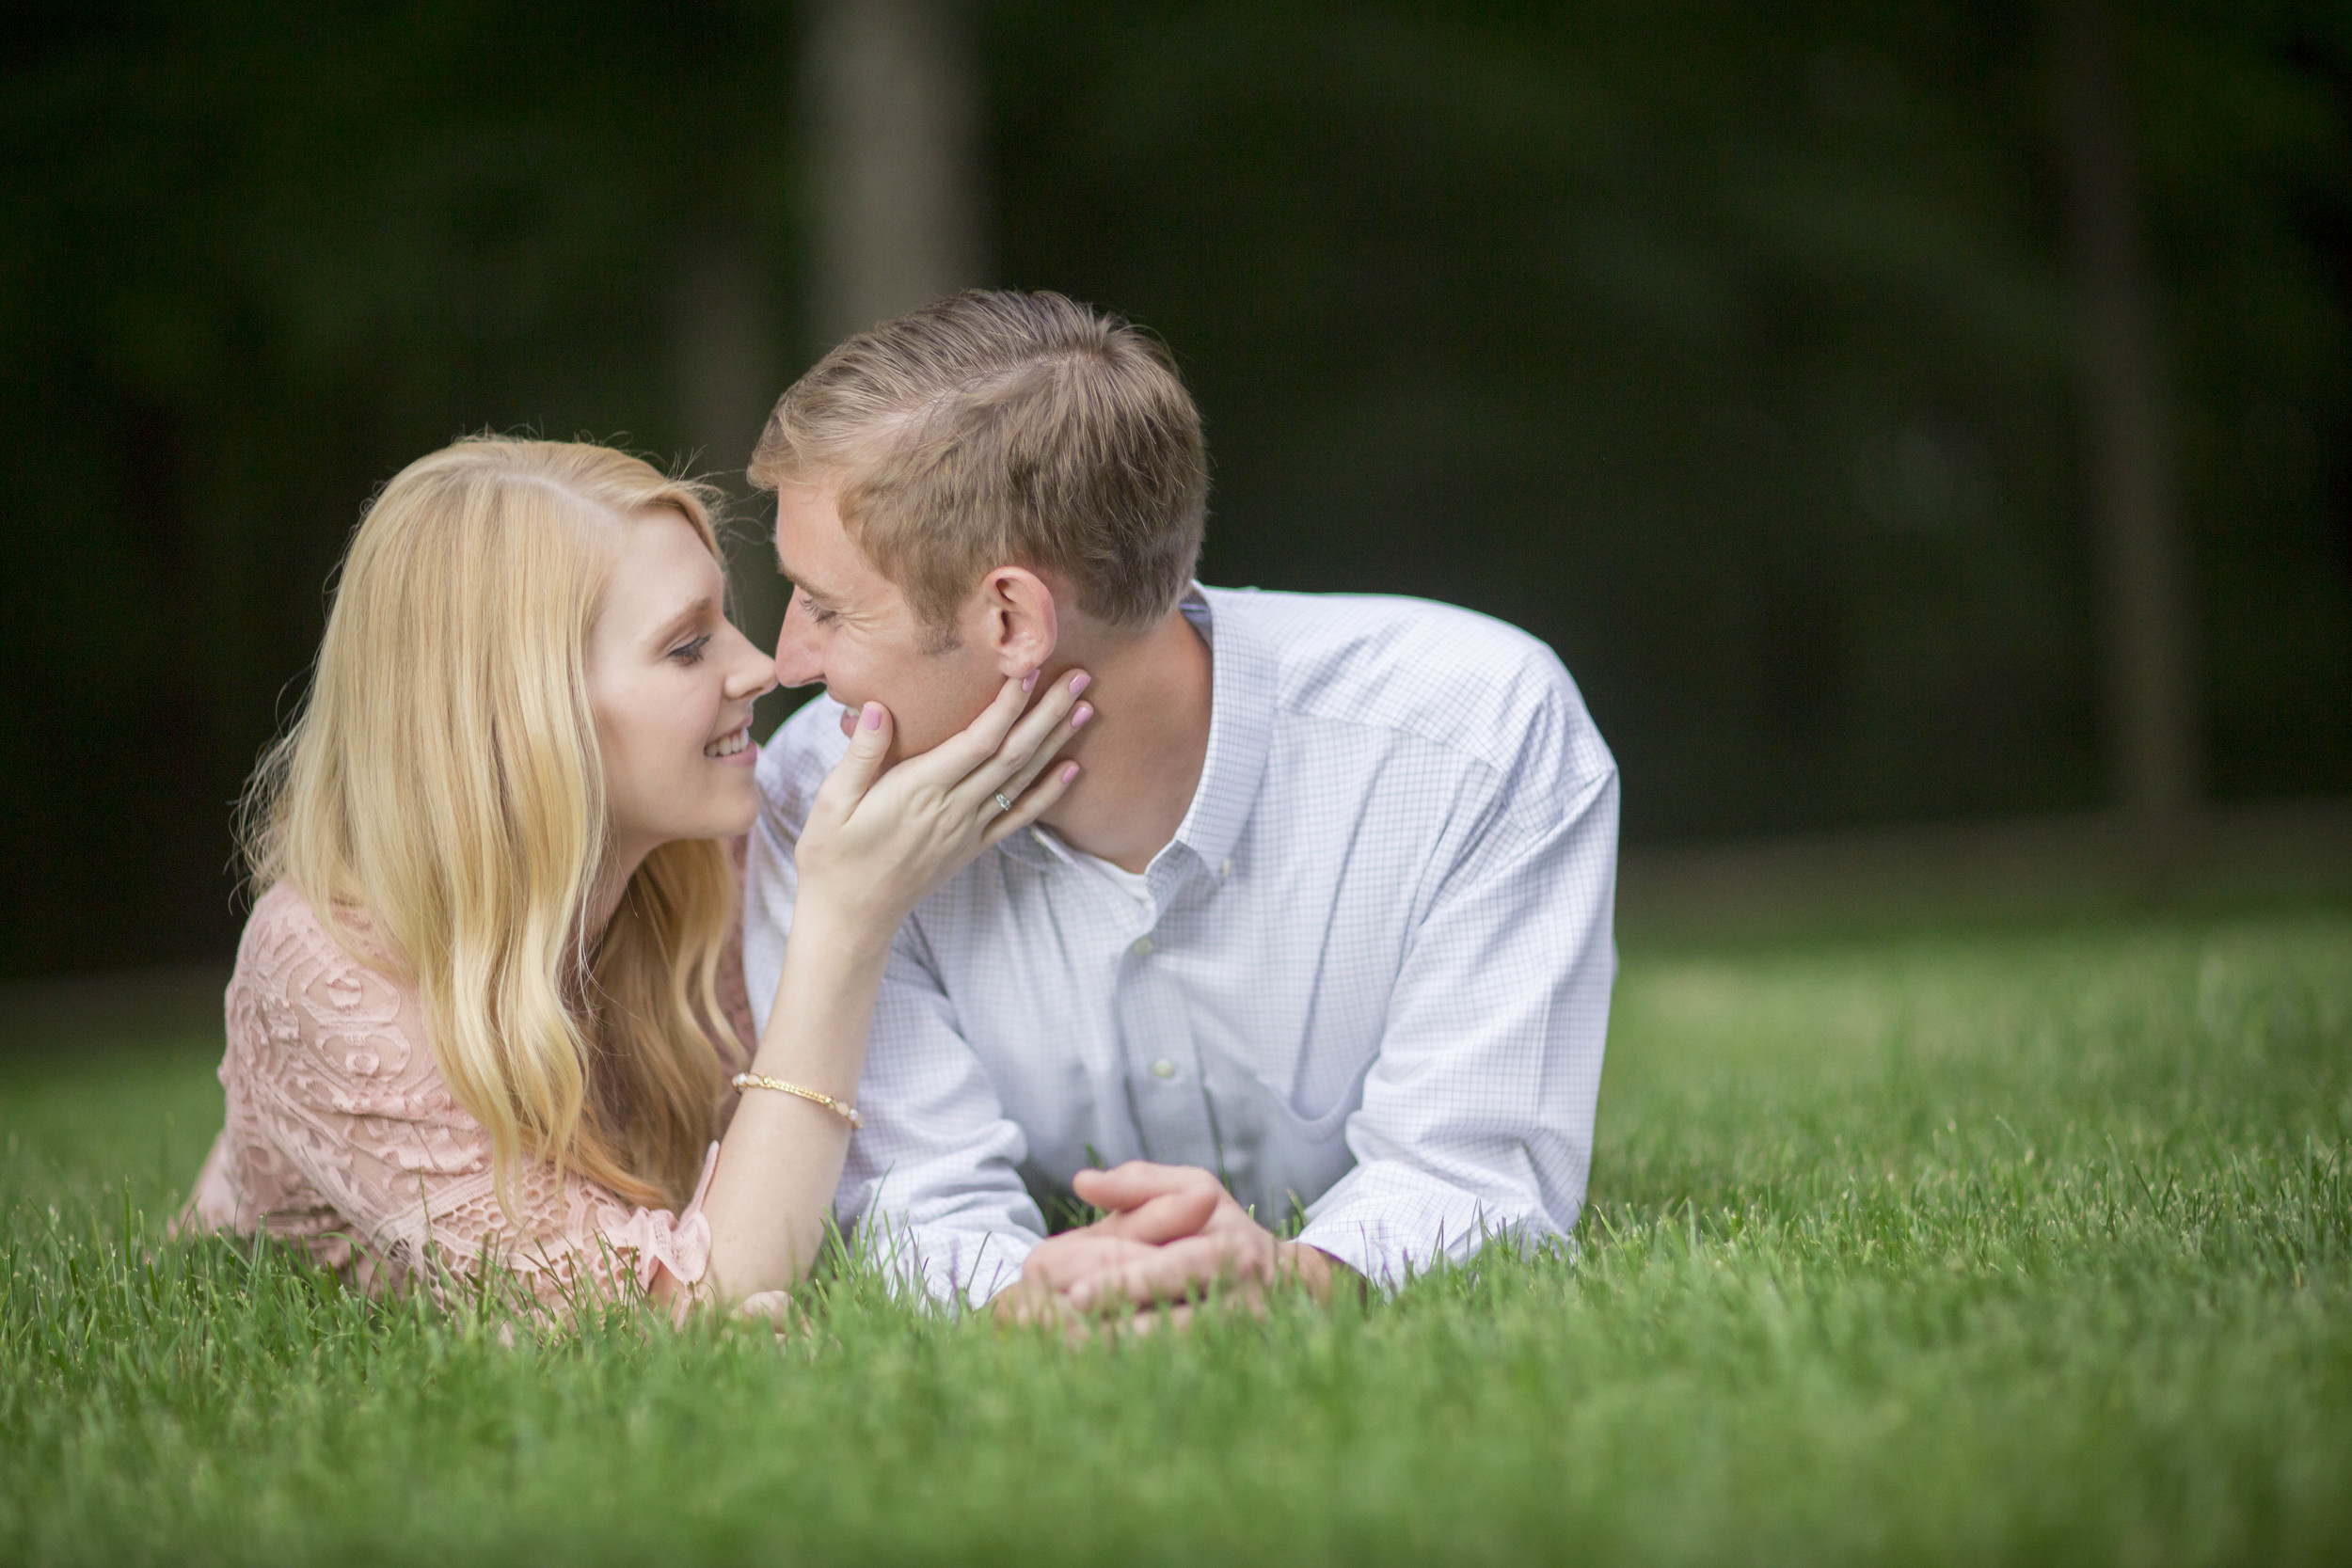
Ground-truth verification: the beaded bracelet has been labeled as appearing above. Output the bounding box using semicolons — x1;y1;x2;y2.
730;1071;863;1129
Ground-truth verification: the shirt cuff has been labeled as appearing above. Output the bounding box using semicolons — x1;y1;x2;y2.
1295;1160;1555;1291
859;1218;1038;1312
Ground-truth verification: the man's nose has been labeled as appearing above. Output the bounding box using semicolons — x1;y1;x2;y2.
771;600;825;689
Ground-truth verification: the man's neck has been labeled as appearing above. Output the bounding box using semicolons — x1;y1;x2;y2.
1036;605;1214;875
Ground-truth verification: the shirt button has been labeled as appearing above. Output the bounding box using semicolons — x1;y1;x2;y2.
1130;936;1154;956
1150;1058;1177;1079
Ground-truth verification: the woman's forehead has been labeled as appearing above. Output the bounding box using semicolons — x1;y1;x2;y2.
600;511;723;626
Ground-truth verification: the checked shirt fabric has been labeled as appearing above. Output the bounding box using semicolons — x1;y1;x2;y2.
745;585;1619;1307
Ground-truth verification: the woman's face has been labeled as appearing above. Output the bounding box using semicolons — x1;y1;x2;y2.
587;508;777;866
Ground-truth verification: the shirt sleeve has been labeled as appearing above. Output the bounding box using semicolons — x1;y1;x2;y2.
1296;695;1619;1290
206;889;721;1318
745;711;1045;1309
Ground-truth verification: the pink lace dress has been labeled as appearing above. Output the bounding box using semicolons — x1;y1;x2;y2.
175;880;758;1313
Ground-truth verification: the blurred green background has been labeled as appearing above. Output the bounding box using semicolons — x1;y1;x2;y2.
3;0;2347;978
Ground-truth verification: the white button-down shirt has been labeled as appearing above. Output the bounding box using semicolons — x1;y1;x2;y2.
745;586;1618;1307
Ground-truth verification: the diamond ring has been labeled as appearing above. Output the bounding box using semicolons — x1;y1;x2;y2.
993;791;1013;816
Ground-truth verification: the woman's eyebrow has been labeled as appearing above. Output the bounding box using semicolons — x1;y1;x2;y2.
648;595;715;647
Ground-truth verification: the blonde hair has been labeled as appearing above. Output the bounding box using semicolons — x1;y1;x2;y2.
749;289;1207;641
246;437;736;1212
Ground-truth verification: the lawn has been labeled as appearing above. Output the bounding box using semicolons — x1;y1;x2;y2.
4;906;2349;1566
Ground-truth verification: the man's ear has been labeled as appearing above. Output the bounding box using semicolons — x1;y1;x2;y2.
973;565;1059;675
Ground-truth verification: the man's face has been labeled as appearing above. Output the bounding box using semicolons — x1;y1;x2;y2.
771;482;1002;761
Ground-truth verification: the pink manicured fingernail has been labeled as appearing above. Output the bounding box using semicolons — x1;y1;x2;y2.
1060;762;1080;783
861;703;884;730
1022;670;1039;692
1071;704;1093;730
1068;672;1090;696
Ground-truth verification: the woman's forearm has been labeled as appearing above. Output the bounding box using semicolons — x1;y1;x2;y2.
671;669;1091;1314
686;900;894;1305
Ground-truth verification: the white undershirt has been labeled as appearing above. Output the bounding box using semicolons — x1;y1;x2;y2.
1072;847;1153;908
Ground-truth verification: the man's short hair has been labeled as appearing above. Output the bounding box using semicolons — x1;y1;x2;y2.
748;290;1208;638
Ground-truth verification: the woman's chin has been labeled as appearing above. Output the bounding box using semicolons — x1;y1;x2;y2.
689;774;763;842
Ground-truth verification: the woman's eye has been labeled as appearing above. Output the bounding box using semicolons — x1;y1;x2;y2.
669;635;712;666
808;604;839;626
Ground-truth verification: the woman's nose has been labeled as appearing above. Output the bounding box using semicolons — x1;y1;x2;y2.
729;649;780;702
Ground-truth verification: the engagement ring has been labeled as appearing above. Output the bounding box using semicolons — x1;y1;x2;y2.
993;791;1013;815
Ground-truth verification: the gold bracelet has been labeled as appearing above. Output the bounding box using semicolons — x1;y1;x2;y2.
730;1071;863;1129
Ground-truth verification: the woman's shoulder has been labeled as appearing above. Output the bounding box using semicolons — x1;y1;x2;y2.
232;883;415;1048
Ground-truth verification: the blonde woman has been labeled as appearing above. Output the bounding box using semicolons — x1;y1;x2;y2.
176;436;1093;1318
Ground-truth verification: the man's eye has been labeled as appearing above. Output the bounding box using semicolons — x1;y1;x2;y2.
669;635;712;666
807;604;839;626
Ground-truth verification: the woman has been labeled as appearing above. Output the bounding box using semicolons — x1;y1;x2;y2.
177;436;1092;1318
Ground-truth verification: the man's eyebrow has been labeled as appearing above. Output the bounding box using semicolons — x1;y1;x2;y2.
773;550;839;602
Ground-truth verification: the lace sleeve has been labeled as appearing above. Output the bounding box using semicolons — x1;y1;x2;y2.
219;884;719;1315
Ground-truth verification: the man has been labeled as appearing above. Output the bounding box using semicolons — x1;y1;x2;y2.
742;290;1618;1318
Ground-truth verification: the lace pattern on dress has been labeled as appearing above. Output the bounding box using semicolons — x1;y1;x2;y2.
176;872;757;1316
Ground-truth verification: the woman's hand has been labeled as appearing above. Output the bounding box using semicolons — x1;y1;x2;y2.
793;671;1091;939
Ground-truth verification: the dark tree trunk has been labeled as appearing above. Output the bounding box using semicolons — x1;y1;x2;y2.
803;0;986;348
669;243;790;665
2048;0;2201;870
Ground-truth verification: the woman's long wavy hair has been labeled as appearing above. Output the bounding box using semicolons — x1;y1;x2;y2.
245;437;738;1212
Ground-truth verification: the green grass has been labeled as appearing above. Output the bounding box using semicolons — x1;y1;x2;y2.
5;907;2350;1565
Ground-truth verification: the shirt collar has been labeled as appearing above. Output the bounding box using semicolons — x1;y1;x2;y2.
1163;585;1275;878
997;584;1275;879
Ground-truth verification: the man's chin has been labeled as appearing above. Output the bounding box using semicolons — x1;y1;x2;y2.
837;705;858;739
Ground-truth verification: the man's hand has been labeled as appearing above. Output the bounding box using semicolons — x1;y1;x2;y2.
993;1162;1357;1327
989;1164;1216;1328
